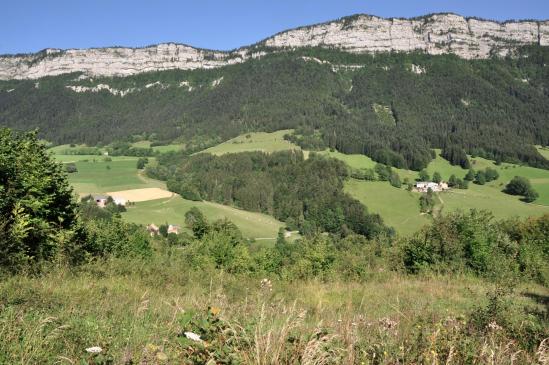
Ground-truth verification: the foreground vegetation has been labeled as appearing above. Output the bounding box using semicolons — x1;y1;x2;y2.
2;255;548;364
2;130;549;363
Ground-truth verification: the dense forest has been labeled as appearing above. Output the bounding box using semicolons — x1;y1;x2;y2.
147;150;390;238
1;46;549;169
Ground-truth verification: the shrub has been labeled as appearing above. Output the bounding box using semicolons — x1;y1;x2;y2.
503;176;539;202
400;210;529;280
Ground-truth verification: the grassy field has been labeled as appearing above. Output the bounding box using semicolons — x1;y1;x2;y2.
132;140;184;153
122;195;286;240
347;179;549;235
1;258;546;364
345;180;431;236
201;130;302;155
322;148;549;203
324;147;549;233
63;158;156;194
537;145;549;160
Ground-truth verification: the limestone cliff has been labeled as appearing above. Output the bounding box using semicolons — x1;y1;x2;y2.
1;13;548;80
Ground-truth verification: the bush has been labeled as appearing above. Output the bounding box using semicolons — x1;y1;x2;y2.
84;218;152;258
399;210;543;281
65;163;78;173
503;176;539;202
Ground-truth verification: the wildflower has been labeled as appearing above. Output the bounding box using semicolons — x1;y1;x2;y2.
184;331;204;343
209;306;221;316
378;317;398;331
260;278;273;291
85;346;103;354
487;321;503;331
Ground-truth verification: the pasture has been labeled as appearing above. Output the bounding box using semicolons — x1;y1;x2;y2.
201;130;301;155
122;195;286;240
347;178;549;235
132;140;184;153
323;148;549;206
339;148;549;235
61;158;155;194
345;180;431;236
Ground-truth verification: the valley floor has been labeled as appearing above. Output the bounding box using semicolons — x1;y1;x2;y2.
50;131;549;238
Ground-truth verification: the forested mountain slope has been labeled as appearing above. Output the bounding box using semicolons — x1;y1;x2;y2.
1;46;549;169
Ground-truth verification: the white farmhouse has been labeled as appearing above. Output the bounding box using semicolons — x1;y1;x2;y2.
415;181;449;193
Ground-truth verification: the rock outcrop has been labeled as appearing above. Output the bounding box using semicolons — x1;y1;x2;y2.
1;13;548;80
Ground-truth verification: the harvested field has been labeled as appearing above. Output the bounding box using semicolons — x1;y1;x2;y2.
106;187;174;202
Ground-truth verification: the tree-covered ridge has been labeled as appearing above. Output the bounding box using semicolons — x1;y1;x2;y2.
1;46;549;169
148;150;390;238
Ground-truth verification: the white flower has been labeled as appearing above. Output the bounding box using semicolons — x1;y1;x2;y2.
85;346;103;354
184;331;203;343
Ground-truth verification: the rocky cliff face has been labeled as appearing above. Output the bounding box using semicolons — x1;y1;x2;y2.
1;13;548;80
266;14;548;58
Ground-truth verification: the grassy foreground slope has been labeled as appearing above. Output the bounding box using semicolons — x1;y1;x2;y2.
1;257;547;364
122;195;285;240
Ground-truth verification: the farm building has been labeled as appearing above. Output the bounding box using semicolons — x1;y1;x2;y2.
92;194;109;208
147;224;160;237
415;181;449;193
168;224;181;235
111;196;128;206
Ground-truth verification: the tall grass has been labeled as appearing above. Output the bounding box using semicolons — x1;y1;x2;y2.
0;253;547;364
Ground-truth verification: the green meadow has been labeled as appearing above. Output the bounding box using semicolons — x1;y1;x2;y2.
201;130;301;155
320;147;549;234
346;179;549;235
132;140;184;153
122;195;286;240
62;158;154;194
537;145;549;160
322;148;549;200
49;134;549;237
345;180;432;236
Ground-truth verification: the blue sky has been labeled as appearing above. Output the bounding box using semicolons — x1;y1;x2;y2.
2;0;548;54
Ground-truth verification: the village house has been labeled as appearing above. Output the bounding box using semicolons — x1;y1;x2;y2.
91;194;109;208
111;196;128;207
414;181;449;193
167;224;181;235
147;224;160;237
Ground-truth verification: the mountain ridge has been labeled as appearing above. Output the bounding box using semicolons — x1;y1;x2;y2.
1;13;549;80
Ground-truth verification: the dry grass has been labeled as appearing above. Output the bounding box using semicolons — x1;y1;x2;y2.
0;256;547;364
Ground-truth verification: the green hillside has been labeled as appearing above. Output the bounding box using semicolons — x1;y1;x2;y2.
121;195;286;241
201;130;301;155
3;46;549;170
